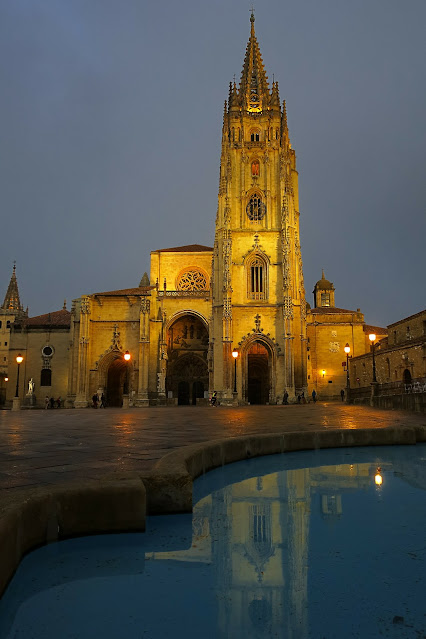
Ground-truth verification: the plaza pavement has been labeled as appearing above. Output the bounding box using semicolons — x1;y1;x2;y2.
0;403;424;493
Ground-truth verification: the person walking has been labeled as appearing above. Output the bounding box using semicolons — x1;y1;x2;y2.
282;390;289;405
340;389;345;402
312;389;317;403
100;393;106;408
211;390;218;407
44;395;49;409
92;393;98;408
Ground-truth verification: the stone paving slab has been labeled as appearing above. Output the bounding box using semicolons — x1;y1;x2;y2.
0;403;424;494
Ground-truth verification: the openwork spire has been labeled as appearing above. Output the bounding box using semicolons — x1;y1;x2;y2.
1;263;24;314
239;12;270;112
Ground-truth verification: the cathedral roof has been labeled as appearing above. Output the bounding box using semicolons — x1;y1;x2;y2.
93;286;153;296
24;309;71;328
1;264;25;314
152;244;213;253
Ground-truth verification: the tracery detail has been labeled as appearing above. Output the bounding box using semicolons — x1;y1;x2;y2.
177;270;208;291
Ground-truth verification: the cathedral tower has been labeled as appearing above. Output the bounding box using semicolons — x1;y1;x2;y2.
212;14;307;403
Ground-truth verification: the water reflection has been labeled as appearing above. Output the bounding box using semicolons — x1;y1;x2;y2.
0;446;425;639
148;446;426;638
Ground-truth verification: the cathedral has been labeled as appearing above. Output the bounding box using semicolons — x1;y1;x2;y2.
0;15;385;409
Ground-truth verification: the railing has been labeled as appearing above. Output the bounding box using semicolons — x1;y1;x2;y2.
157;290;210;298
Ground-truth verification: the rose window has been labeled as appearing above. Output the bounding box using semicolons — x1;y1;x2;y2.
177;270;208;291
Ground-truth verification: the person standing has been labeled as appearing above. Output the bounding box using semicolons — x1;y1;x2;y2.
282;390;289;405
340;389;345;402
312;389;317;403
44;395;49;409
92;393;98;408
100;393;106;408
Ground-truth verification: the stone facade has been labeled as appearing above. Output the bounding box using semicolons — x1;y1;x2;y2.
349;309;426;395
4;309;71;408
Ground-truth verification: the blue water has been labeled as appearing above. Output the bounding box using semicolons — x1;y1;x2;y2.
0;445;425;638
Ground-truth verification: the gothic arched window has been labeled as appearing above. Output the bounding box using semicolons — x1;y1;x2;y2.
247;255;267;300
250;129;260;142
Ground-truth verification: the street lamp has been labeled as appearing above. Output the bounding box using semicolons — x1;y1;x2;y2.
123;351;131;396
15;354;23;398
368;333;377;383
344;343;351;389
321;369;326;378
232;349;239;394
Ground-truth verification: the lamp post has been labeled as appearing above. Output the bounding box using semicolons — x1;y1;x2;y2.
232;349;238;396
344;343;351;389
123;350;131;407
12;354;23;412
15;354;23;398
368;334;377;383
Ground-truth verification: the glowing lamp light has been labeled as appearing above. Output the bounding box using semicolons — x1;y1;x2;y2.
16;354;23;364
369;333;376;343
4;377;8;382
322;370;326;377
374;468;383;486
344;343;351;355
124;351;131;362
232;349;239;359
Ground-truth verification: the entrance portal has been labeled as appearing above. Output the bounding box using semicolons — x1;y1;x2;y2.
166;314;209;405
106;358;129;407
247;342;270;405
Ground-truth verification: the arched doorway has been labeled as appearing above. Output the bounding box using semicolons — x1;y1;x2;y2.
403;369;412;385
169;354;208;405
247;342;270;405
166;313;209;405
106;358;129;407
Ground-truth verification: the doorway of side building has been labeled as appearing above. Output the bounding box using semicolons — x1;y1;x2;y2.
247;341;270;405
403;369;412;385
106;358;128;407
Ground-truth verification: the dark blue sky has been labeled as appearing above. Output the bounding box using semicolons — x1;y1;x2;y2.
1;0;425;325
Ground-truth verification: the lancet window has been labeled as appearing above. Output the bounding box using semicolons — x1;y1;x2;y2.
247;254;267;300
250;129;260;142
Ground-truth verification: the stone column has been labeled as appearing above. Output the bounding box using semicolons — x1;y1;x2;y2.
136;297;150;407
74;297;90;408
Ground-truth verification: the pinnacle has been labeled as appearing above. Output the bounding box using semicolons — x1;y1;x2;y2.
1;263;24;314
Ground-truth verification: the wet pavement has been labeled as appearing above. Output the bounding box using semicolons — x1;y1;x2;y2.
0;403;424;492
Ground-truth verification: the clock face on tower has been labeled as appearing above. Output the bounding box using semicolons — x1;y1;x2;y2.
246;195;266;221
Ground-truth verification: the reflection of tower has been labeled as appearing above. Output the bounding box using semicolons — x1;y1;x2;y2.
285;469;311;639
209;465;311;639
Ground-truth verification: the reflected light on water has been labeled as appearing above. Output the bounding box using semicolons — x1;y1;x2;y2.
375;467;383;486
